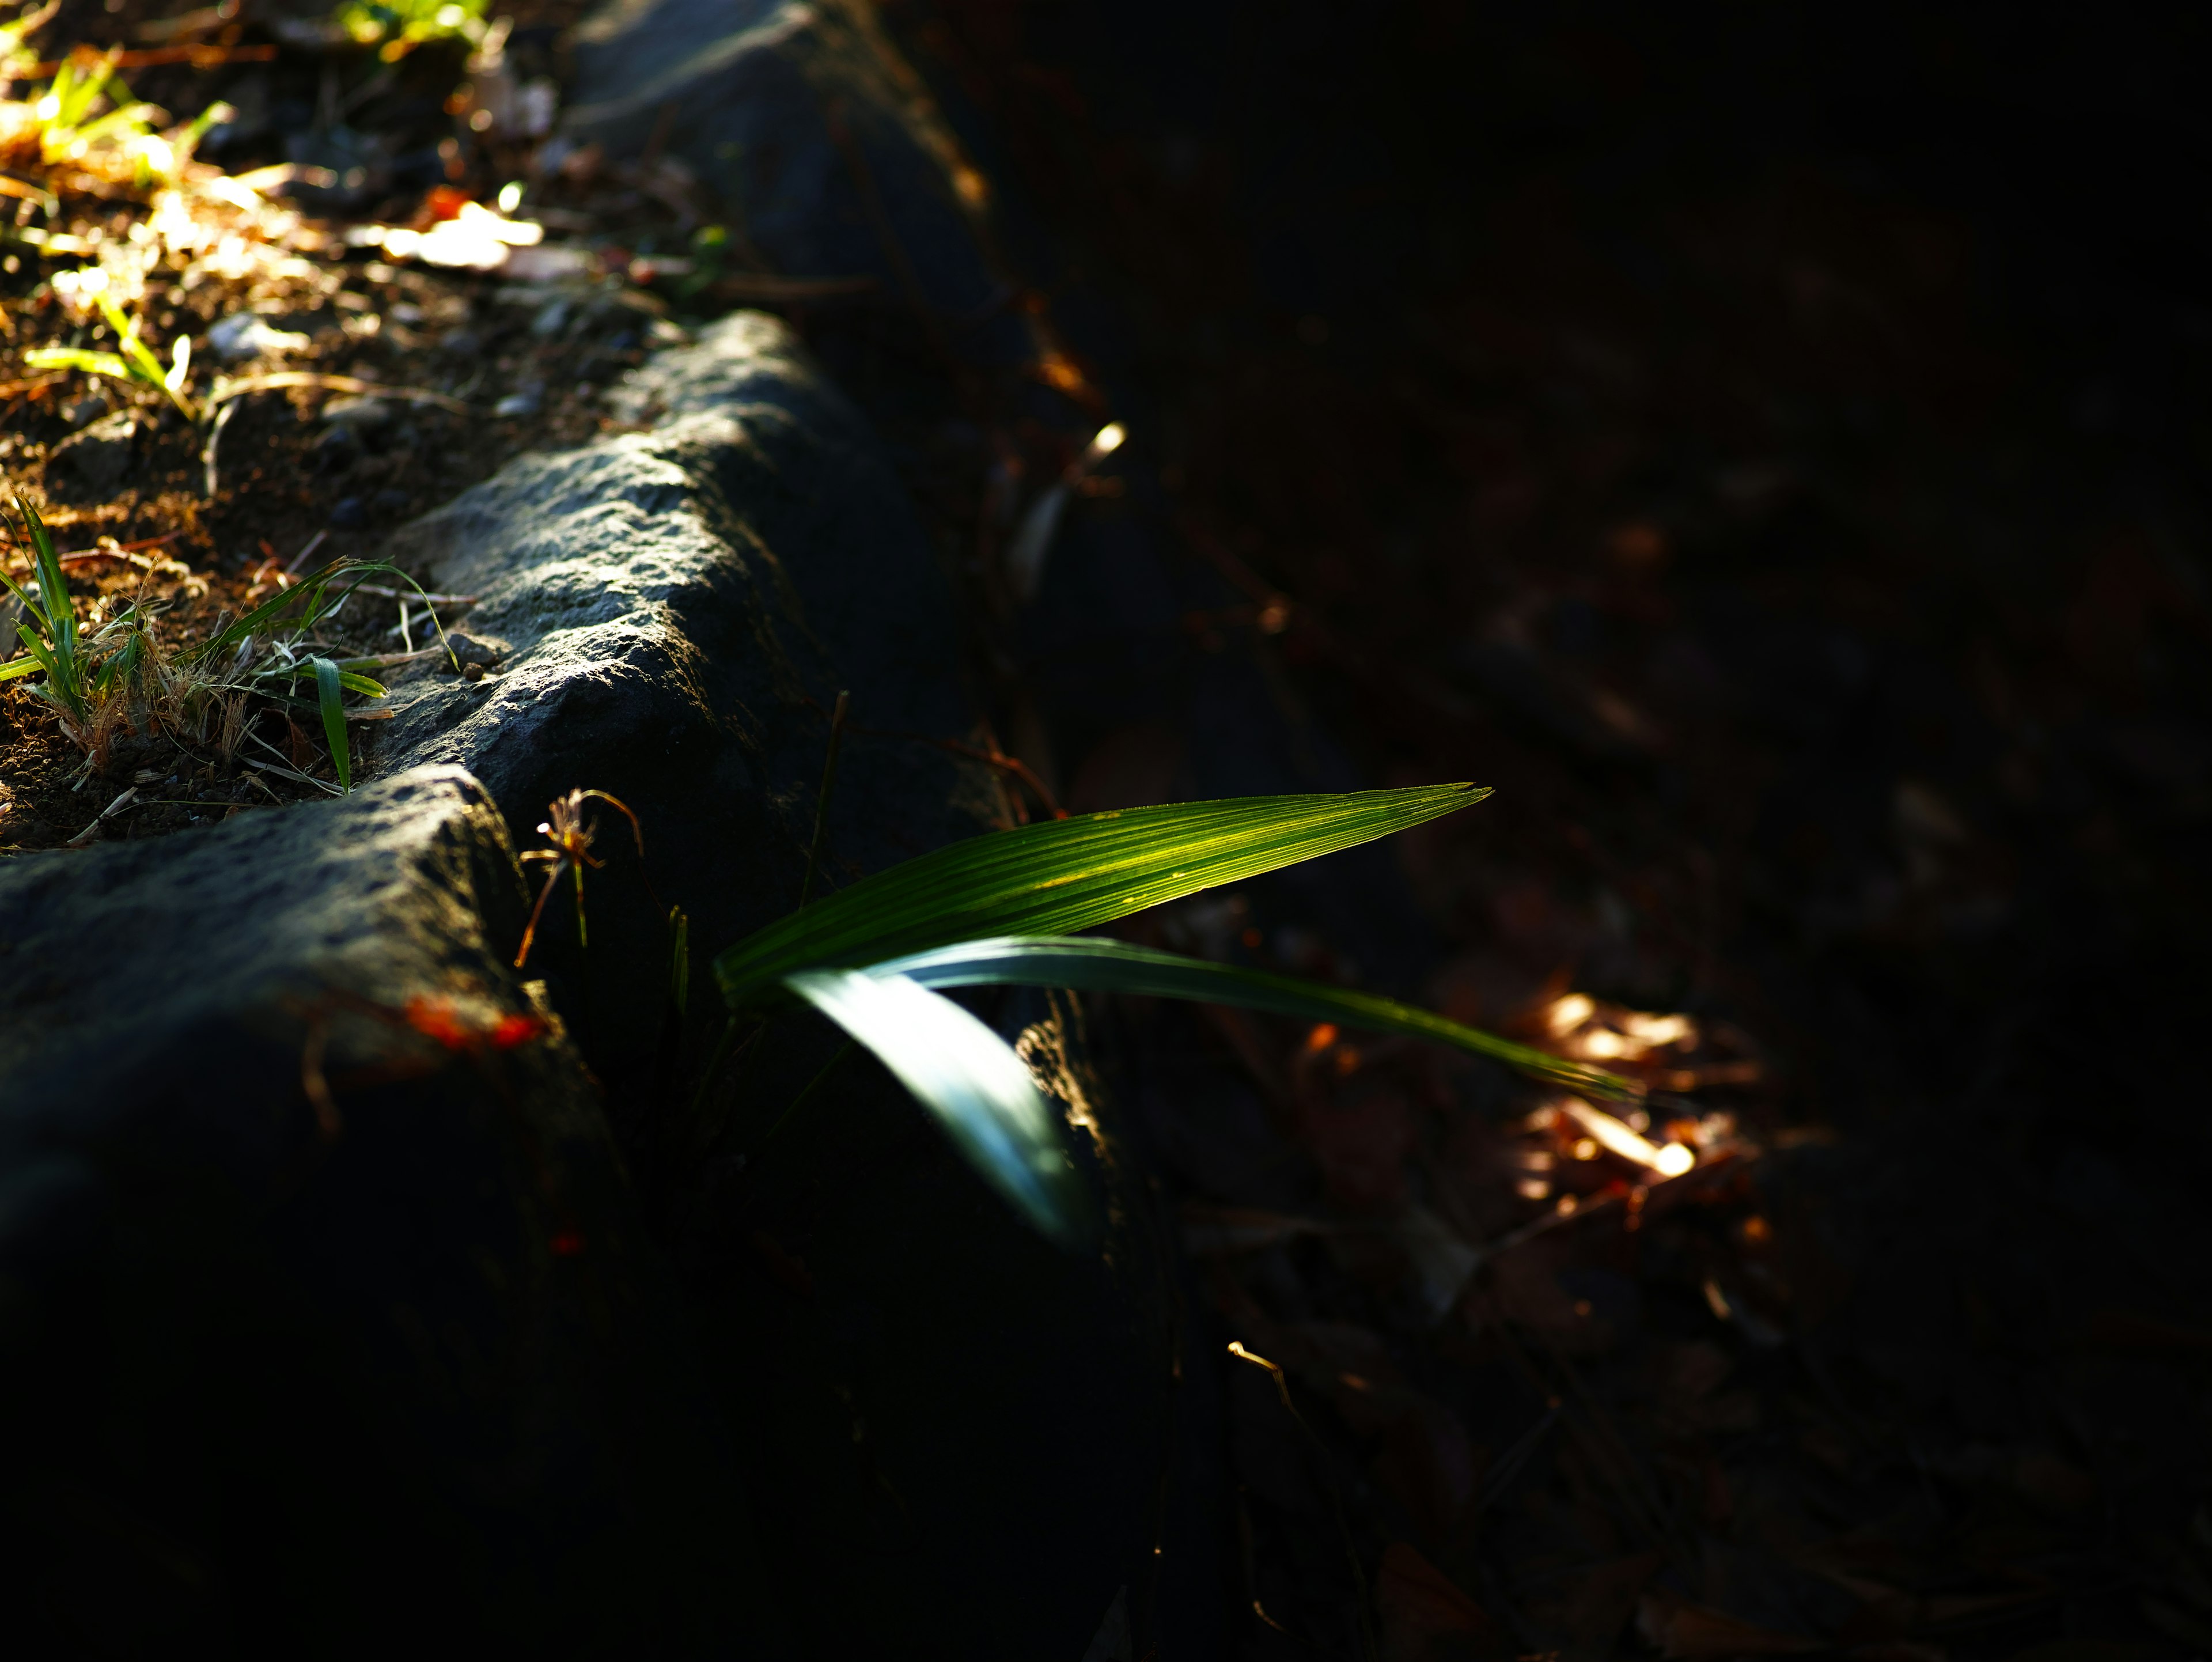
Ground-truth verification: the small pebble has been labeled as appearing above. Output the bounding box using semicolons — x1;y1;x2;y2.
207;313;312;361
330;496;368;529
494;387;543;419
463;661;485;682
445;633;501;667
321;395;393;429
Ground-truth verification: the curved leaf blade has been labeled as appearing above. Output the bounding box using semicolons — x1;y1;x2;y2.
312;656;350;791
868;936;1642;1101
785;968;1093;1247
717;782;1488;1006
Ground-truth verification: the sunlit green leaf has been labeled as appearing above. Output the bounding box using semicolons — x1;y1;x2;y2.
312;656;350;791
23;347;132;381
717;782;1488;1006
867;935;1642;1101
785;967;1092;1246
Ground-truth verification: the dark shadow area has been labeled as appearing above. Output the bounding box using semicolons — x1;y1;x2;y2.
881;3;2212;1657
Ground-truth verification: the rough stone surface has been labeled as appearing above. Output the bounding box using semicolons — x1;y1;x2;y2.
366;308;1177;1661
372;310;987;1096
0;767;786;1653
563;0;1037;368
0;305;1177;1654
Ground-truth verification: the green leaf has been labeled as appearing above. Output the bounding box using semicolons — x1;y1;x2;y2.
73;103;159;149
24;347;134;381
268;662;387;698
715;782;1488;1007
0;655;41;682
312;656;350;790
6;497;84;718
25;499;74;661
90;292;194;417
868;936;1642;1101
784;967;1092;1247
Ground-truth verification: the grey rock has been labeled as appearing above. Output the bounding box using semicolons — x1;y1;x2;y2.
377;309;984;956
562;0;1037;368
442;631;502;667
372;308;1175;1658
320;393;392;427
1;305;1176;1655
0;767;789;1653
47;409;137;495
207;311;310;361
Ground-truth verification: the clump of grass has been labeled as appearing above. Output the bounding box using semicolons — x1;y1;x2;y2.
0;493;167;764
0;494;92;728
172;553;454;793
0;37;225;194
25;272;196;419
0;492;452;790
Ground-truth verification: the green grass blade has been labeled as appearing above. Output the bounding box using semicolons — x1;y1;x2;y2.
868;936;1642;1101
184;567;352;665
312;656;350;790
785;967;1092;1247
13;497;82;717
271;662;387;698
715;782;1488;1006
23;347;134;381
21;498;72;654
0;656;40;682
186;559;453;670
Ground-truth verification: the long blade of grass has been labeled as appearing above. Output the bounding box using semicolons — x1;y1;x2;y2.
267;662;387;698
864;935;1642;1101
311;656;350;790
22;347;134;381
94;293;194;418
185;558;453;669
716;782;1488;1006
786;967;1092;1247
16;630;58;679
20;497;73;660
10;497;82;717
